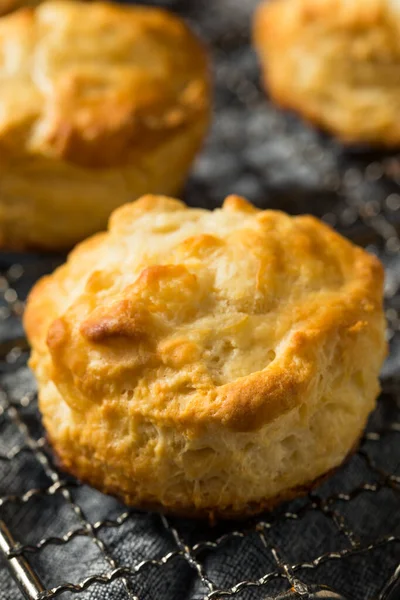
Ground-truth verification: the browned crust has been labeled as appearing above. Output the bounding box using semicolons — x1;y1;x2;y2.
0;0;41;16
24;195;385;521
24;195;386;432
0;1;211;168
253;0;400;148
48;431;359;523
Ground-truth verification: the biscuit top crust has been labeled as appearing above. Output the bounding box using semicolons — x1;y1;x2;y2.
25;195;385;432
253;0;400;146
0;0;41;17
0;0;209;167
255;0;400;54
256;0;400;26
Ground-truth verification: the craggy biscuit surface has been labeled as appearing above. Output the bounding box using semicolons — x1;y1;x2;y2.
25;195;386;518
254;0;400;146
0;1;210;249
0;0;42;16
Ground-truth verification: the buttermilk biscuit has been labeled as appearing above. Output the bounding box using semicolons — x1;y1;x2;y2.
254;0;400;146
24;195;386;519
0;1;210;250
0;0;42;16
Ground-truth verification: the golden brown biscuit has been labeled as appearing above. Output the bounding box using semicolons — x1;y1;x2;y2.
0;1;210;250
24;195;386;519
254;0;400;146
0;0;41;16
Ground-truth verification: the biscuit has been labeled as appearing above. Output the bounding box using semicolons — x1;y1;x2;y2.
254;0;400;146
24;195;386;519
0;1;210;250
0;0;41;16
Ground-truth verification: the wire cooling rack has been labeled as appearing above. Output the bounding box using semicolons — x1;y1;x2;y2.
0;0;400;599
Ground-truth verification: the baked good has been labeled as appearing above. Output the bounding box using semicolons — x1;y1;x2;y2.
0;0;42;16
0;1;210;250
24;194;386;519
253;0;400;146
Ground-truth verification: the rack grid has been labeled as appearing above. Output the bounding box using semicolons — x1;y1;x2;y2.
0;0;400;598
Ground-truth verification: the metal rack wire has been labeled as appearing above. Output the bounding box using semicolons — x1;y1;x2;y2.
0;359;399;600
0;0;400;598
0;254;399;599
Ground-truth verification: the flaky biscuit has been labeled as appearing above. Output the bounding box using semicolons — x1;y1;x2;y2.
25;195;386;519
254;0;400;146
0;0;41;16
0;1;210;250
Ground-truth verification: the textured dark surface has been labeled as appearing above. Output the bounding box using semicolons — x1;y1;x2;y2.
0;1;400;598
